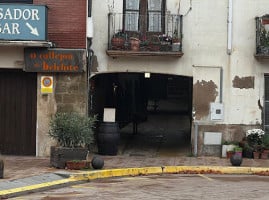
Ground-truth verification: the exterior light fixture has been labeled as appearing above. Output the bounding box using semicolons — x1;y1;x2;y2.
144;72;150;78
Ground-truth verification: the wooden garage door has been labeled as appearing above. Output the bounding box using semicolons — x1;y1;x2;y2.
0;69;37;155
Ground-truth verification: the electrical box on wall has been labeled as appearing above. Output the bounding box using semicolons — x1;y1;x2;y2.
204;132;222;145
87;17;93;38
210;102;224;121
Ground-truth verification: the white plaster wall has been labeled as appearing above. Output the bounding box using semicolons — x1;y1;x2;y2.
0;47;24;69
91;1;227;76
92;0;194;76
91;0;269;125
227;0;269;125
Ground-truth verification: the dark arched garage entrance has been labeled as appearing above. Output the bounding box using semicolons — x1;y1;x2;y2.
89;72;193;156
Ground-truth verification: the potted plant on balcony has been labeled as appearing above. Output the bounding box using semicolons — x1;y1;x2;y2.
148;35;161;51
111;31;126;50
259;27;269;54
129;37;140;51
49;112;97;169
159;34;172;51
172;29;181;52
127;32;140;51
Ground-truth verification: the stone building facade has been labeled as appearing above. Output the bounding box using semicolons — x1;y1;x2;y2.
0;0;88;156
89;0;269;156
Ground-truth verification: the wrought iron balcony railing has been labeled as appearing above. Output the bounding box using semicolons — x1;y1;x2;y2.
106;13;183;57
255;15;269;59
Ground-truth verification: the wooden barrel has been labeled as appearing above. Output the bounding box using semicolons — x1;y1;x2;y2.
97;122;120;156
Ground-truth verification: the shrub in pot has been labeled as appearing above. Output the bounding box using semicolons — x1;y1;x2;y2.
262;134;269;150
243;143;254;158
245;128;264;159
261;134;269;159
49;112;97;168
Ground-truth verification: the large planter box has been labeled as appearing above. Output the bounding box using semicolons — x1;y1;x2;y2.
50;146;88;169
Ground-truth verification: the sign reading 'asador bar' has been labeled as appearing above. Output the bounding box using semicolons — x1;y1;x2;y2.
24;48;86;73
0;4;47;40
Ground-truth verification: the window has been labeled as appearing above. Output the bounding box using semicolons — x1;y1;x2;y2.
124;0;165;36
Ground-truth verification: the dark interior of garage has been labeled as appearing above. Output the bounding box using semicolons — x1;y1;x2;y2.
89;72;193;156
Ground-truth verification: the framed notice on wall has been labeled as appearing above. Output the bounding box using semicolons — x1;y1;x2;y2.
41;76;53;94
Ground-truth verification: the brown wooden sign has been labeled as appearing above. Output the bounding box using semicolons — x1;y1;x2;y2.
24;48;86;72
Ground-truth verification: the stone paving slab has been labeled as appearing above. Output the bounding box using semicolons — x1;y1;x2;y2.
0;173;67;190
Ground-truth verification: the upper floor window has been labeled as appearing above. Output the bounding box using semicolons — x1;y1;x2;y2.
124;0;165;36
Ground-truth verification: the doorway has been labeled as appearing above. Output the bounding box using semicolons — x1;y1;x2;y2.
0;69;37;155
89;72;193;156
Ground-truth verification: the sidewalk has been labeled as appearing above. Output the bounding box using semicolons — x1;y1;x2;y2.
1;154;269;198
1;154;269;181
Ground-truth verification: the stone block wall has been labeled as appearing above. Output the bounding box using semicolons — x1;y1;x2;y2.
37;72;88;156
55;73;88;114
192;124;261;156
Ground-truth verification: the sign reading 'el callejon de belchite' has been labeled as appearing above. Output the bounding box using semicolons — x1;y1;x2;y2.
24;48;86;73
0;4;47;40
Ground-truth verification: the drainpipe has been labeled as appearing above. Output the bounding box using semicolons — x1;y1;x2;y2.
227;0;233;55
87;0;95;115
194;121;198;156
87;46;94;115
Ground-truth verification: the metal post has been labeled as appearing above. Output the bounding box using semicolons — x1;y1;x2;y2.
180;15;183;50
194;121;198;156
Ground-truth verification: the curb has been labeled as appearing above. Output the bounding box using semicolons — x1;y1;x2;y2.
0;178;85;199
71;165;269;180
1;165;269;198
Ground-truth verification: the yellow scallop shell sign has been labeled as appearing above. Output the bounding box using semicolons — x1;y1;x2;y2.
41;76;53;94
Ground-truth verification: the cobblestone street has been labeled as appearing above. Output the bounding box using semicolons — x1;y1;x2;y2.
13;174;269;200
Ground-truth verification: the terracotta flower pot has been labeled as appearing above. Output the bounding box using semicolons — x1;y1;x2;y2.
261;150;269;159
253;151;260;159
148;44;160;51
111;37;125;50
130;37;140;51
226;151;234;159
66;160;89;170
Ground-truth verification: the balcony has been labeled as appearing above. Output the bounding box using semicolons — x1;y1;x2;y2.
255;15;269;59
106;13;183;58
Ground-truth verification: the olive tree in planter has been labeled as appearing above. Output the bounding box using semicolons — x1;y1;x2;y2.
49;112;97;169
